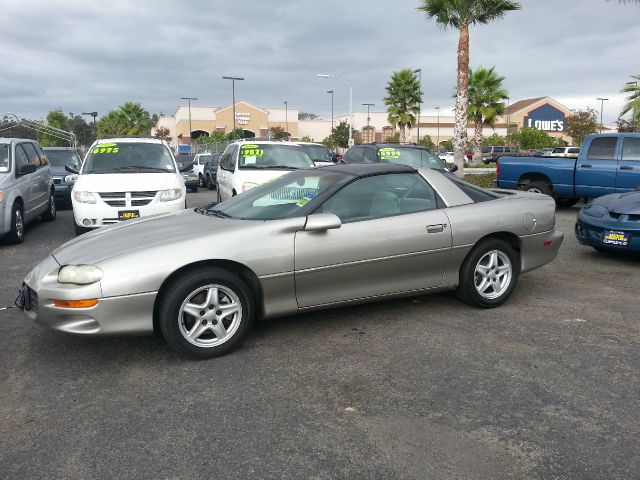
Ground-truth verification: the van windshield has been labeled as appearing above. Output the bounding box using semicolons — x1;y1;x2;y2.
0;145;9;173
82;143;176;174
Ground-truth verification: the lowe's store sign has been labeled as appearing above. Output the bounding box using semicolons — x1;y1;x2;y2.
523;104;566;132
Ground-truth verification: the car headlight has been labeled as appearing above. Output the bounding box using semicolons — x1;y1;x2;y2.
58;265;104;285
582;203;607;218
74;191;97;204
242;182;258;192
64;174;77;183
159;188;182;201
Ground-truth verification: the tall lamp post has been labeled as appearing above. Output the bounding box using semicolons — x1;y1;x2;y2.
327;90;334;132
284;100;289;139
435;106;440;149
413;68;422;143
82;111;98;144
362;103;375;143
596;97;609;133
180;97;197;150
317;74;353;146
222;76;244;139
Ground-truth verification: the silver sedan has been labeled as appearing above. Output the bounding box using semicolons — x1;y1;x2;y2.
20;163;563;358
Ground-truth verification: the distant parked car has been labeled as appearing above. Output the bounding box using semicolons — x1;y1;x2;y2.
192;153;213;187
0;138;56;243
342;143;455;172
181;164;199;193
202;153;221;190
482;145;515;164
551;146;580;158
438;151;454;163
42;147;82;205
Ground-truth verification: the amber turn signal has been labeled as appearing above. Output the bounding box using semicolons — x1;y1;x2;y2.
53;299;98;308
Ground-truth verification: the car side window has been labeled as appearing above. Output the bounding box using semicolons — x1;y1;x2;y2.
21;142;41;168
319;173;438;223
14;145;30;172
494;147;504;153
621;138;640;161
343;147;363;163
363;147;378;163
34;144;48;166
219;149;232;170
587;137;617;160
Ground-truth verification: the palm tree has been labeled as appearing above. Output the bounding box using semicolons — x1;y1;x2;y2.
117;102;152;135
620;74;640;122
467;66;508;165
418;0;520;175
384;69;422;142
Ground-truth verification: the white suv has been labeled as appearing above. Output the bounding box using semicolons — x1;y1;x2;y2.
215;141;315;202
69;137;190;235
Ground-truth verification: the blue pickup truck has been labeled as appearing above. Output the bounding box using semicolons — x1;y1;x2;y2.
497;133;640;207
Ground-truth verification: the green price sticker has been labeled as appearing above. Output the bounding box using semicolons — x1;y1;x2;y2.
92;143;119;154
378;148;400;159
241;145;264;157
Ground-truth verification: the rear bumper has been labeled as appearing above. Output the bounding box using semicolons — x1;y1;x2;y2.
519;229;564;273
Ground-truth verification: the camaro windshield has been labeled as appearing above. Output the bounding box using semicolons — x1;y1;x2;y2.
0;145;9;173
198;170;349;220
44;149;81;167
299;145;331;162
82;143;176;174
238;144;314;169
377;147;446;170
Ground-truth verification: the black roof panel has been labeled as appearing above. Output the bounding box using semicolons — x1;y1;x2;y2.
317;162;416;176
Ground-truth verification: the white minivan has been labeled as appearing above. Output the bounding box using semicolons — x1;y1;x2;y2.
69;137;190;235
215;141;315;203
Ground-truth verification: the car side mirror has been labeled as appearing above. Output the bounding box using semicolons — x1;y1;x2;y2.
178;162;193;172
65;164;80;174
448;163;458;173
304;213;341;232
19;164;37;175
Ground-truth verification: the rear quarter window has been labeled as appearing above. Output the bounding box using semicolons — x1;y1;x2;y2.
447;176;502;202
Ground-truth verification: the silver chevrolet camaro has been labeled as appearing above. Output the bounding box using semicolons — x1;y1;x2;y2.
20;163;563;358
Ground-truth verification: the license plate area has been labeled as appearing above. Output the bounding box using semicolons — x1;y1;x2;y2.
118;210;140;221
602;230;629;246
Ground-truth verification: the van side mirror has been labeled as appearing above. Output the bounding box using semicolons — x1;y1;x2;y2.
448;163;458;173
178;162;193;172
65;164;80;174
304;213;341;232
19;164;37;175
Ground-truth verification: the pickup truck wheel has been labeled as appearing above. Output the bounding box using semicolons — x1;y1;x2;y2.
523;181;552;196
555;198;578;208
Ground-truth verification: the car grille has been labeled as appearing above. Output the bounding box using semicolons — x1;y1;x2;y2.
26;287;38;313
53;177;63;185
98;191;158;207
270;187;317;200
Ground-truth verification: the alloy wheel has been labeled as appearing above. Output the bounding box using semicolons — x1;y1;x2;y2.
15;209;24;240
474;250;512;300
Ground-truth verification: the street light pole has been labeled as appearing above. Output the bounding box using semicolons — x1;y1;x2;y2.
435;107;440;148
362;103;374;143
82;111;98;144
180;97;197;151
317;74;353;146
284;100;288;139
596;97;609;133
222;76;244;139
327;90;334;132
413;68;422;144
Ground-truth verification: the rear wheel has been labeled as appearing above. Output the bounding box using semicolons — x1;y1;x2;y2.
522;181;552;196
7;203;25;244
158;268;254;359
42;190;56;222
456;238;519;308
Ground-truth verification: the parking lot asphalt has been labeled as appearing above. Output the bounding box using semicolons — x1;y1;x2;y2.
0;191;638;480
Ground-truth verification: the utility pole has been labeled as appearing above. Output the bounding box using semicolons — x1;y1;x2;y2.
362;103;375;143
222;76;244;139
435;107;440;149
82;111;98;144
596;97;609;133
180;97;197;151
327;90;334;132
413;68;422;143
284;100;289;139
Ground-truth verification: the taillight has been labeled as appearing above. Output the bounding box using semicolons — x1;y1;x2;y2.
496;158;501;177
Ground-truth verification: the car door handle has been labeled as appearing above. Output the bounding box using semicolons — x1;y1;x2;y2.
580;164;592;168
620;165;634;170
427;224;446;233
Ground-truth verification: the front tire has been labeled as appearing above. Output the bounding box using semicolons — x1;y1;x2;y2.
42;190;56;222
7;203;25;244
158;268;254;359
456;238;519;308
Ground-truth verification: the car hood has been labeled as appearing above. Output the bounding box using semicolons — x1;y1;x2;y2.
50;165;69;177
52;209;253;265
593;191;640;215
75;172;179;192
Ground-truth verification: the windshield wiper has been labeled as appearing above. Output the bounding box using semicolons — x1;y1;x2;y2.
200;209;231;218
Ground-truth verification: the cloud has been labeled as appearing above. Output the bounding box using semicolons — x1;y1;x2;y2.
0;0;637;122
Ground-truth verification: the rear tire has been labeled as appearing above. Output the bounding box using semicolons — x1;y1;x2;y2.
42;190;56;222
158;268;254;359
522;181;552;196
7;203;25;244
455;238;519;308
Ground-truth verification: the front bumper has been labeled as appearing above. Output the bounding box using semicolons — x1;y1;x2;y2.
54;183;73;203
21;255;156;335
72;198;184;228
575;218;640;252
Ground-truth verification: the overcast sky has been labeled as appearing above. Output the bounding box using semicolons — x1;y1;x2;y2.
0;0;638;123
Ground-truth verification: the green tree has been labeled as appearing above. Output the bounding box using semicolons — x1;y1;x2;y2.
96;102;153;138
566;108;598;146
467;66;508;165
298;112;318;120
384;68;422;142
194;134;211;144
300;135;314;142
154;126;172;143
440;138;454;151
38;108;71;146
511;127;554;150
225;128;246;140
96;110;125;138
321;136;336;150
330;121;356;148
419;0;521;175
269;126;290;141
482;133;507;146
418;135;435;149
620;74;640;122
209;131;227;142
617;117;640;132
